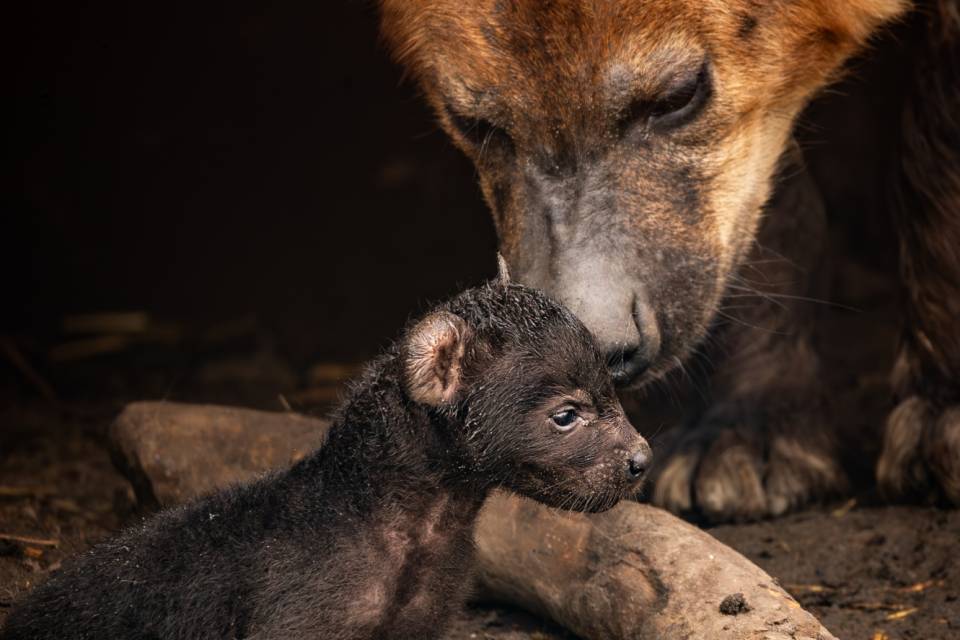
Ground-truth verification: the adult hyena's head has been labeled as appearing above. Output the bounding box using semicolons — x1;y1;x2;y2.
381;0;906;386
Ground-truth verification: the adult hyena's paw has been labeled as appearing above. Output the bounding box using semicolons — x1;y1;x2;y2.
650;412;846;523
877;396;960;505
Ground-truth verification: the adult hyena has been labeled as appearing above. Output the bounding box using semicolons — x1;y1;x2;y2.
379;0;960;521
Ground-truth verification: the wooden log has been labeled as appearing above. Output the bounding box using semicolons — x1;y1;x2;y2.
109;401;835;640
475;493;832;639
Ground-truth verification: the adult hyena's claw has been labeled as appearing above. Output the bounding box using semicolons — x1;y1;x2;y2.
650;408;846;523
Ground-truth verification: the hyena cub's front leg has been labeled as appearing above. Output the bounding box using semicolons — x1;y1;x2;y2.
652;150;845;522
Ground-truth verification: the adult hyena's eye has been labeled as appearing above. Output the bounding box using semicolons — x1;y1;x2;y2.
444;107;513;154
619;60;712;134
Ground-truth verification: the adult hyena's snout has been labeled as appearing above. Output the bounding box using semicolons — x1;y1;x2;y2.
556;262;661;386
500;163;669;386
494;127;726;388
509;238;662;387
509;225;724;388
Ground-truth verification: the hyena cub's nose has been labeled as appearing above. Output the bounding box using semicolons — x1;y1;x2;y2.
627;446;652;480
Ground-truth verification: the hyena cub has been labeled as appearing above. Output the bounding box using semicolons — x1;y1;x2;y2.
2;278;652;640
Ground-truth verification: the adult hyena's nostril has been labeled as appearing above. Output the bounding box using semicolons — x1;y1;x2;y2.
606;345;649;386
605;295;661;386
546;257;661;386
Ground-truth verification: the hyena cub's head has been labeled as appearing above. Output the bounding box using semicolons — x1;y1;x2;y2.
401;279;651;513
382;0;906;385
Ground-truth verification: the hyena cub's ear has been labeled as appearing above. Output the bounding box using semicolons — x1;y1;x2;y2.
404;311;471;406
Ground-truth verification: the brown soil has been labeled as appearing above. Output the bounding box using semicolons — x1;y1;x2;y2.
711;505;959;639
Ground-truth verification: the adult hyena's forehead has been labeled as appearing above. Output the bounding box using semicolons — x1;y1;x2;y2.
382;0;909;115
382;0;705;114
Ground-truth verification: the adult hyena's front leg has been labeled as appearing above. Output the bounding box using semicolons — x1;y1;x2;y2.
651;147;846;522
877;4;960;506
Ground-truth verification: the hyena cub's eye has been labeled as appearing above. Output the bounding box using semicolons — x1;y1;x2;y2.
550;408;584;433
620;60;712;134
444;107;513;154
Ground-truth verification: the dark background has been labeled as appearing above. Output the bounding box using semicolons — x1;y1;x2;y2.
6;0;905;374
7;1;496;368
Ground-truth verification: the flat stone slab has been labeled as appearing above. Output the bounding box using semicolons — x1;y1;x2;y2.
109;401;329;508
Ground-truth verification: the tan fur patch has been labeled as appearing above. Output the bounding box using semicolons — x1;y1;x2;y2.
404;311;469;406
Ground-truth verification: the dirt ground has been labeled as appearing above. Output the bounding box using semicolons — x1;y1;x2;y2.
0;344;956;640
711;503;959;640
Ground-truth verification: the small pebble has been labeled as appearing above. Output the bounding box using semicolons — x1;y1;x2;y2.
719;592;751;615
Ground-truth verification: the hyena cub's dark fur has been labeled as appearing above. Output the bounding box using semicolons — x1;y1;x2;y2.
2;279;651;640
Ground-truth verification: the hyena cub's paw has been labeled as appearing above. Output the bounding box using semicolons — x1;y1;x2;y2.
877;396;960;506
650;408;846;523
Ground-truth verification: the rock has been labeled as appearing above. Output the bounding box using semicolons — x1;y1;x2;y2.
109;401;329;508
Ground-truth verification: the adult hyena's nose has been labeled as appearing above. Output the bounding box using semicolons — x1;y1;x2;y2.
504;239;661;386
559;270;661;386
606;344;653;386
605;294;661;386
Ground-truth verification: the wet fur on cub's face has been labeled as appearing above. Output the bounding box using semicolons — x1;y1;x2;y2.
381;0;907;384
411;283;650;512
